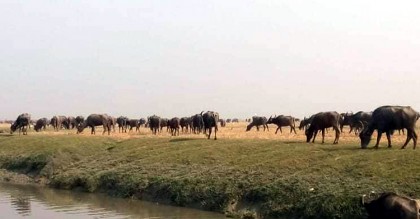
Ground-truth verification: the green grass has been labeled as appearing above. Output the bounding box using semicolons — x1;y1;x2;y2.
0;134;418;218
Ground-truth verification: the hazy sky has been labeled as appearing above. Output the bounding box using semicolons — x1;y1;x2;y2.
2;1;420;120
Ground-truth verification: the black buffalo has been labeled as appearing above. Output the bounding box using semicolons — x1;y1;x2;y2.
299;116;314;130
180;117;191;133
77;114;112;135
191;114;204;134
305;111;341;144
219;119;226;127
75;116;85;126
127;119;141;132
341;111;372;134
116;116;129;133
202;111;219;140
148;115;161;135
246;116;269;132
160;118;169;132
267;115;297;134
50;115;68;131
34;118;48;132
67;116;77;129
168;117;180;136
10;113;31;135
362;192;420;219
359;106;419;149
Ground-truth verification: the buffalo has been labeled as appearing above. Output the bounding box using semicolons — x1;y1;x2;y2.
50;115;68;131
191;114;204;134
246;116;269;132
10;113;31;135
75;116;85;126
299;116;313;130
267;115;297;134
127;119;141;132
359;106;419;149
34;118;48;132
77;114;112;135
202;111;219;140
180;117;191;133
232;118;239;123
305;111;341;144
341;111;372;134
67;116;77;129
219;119;226;127
148;115;161;135
168;117;180;136
116;116;129;133
362;192;420;219
160;118;169;132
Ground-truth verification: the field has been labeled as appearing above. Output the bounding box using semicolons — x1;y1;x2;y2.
0;122;419;219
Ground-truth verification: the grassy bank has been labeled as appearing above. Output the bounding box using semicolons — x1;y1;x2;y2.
0;133;419;218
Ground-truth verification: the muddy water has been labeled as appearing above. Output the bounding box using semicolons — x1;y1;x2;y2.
0;183;226;219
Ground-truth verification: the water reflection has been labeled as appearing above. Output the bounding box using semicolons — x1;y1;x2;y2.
0;183;226;219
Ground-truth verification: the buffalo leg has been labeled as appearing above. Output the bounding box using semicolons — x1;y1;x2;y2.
332;126;340;144
266;124;269;132
214;127;217;140
401;129;414;149
374;131;383;149
292;126;297;134
312;130;318;143
386;131;392;148
321;129;325;144
413;131;417;149
208;127;212;139
275;127;279;134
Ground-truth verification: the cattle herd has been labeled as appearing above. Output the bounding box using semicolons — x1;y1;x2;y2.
5;105;420;149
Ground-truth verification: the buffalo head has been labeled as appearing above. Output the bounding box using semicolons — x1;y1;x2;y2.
76;124;85;134
245;124;252;132
305;129;313;143
359;128;372;149
10;124;16;134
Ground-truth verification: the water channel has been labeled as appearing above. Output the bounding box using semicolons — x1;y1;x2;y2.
0;183;227;219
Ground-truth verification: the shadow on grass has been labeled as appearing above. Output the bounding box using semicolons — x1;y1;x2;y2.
0;134;14;138
169;138;199;143
283;140;307;145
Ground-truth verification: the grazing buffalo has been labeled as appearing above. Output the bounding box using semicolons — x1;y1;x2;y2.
191;114;204;134
77;114;112;135
219;119;226;127
246;116;269;132
180;117;191;133
226;119;232;123
232;118;239;123
202;111;219;140
34;118;48;132
116;116;129;133
10;113;31;135
305;111;341;144
359;106;419;149
267;115;297;134
362;192;420;219
148;115;161;135
168;117;180;136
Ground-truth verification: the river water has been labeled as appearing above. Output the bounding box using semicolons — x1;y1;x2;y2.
0;183;226;219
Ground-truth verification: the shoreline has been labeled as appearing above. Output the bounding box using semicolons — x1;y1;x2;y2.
0;134;418;218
